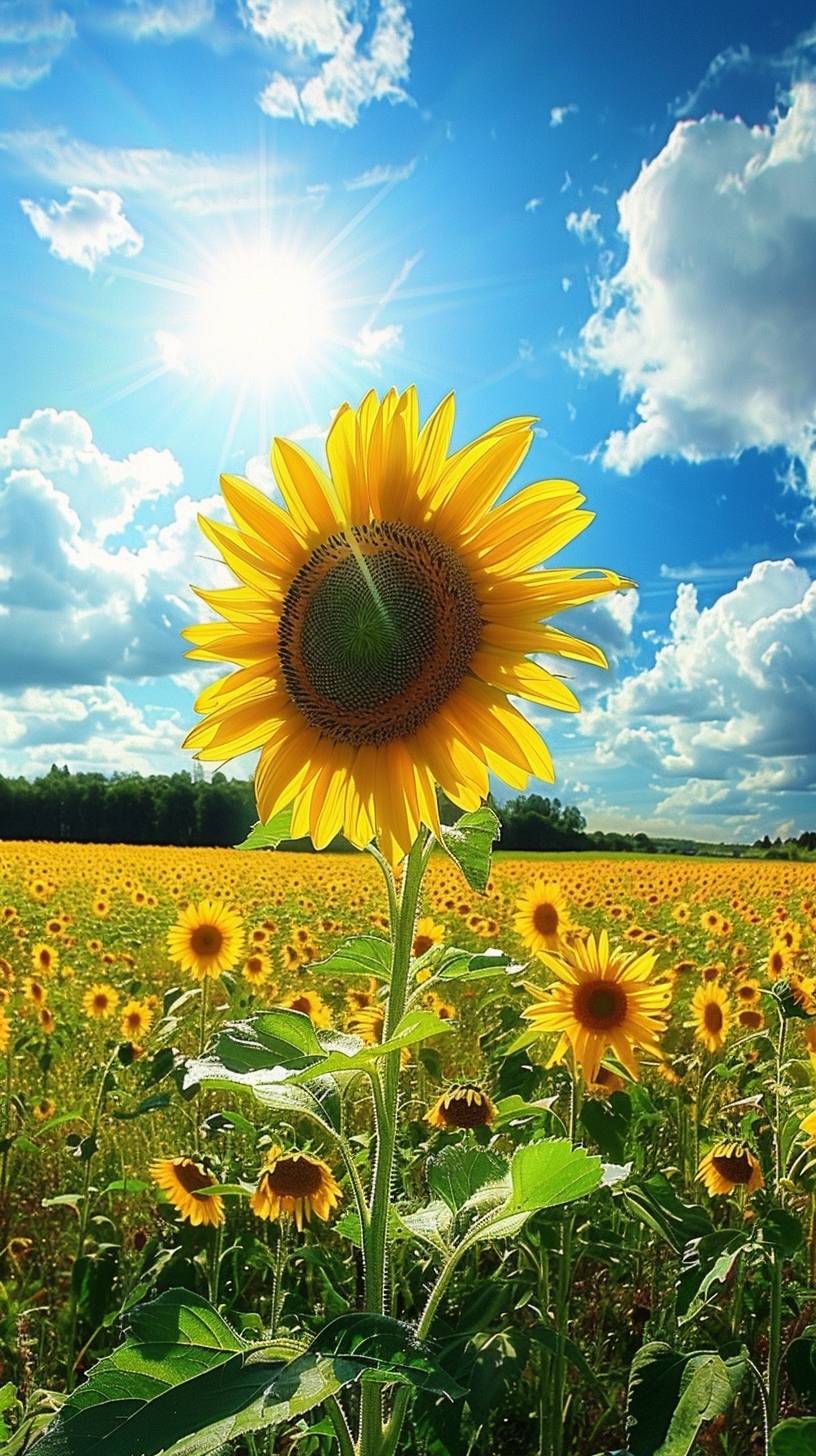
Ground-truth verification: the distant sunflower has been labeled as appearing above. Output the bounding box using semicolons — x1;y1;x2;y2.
426;1083;496;1129
31;943;57;976
33;1096;56;1121
522;930;671;1084
0;1006;9;1054
242;952;271;988
690;981;731;1053
150;1156;224;1227
83;982;119;1020
737;1007;765;1032
167;899;244;979
801;1105;816;1143
279;988;331;1028
120;999;153;1041
514;880;572;954
249;1146;342;1230
412;917;444;960
697;1141;763;1196
181;388;631;863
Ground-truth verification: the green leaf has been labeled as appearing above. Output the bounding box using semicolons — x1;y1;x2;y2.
618;1172;713;1253
433;946;522;982
235;808;294;851
526;1327;608;1404
291;1008;453;1084
676;1231;749;1324
785;1328;816;1407
305;1313;465;1398
309;936;391;982
212;1010;325;1073
580;1092;631;1162
427;1145;507;1214
771;1418;816;1454
395;1201;454;1255
627;1342;747;1456
468;1139;602;1241
438;806;500;893
763;1206;805;1254
185;1058;340;1132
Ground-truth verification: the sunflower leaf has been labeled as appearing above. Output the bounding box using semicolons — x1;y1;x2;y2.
185;1058;341;1133
433;946;522;982
309;935;392;981
771;1418;816;1454
235;808;294;851
291;1009;453;1084
427;1145;507;1213
626;1341;748;1456
438;806;501;893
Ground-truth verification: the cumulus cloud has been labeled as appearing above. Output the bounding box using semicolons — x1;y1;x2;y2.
0;685;187;777
578;559;816;827
20;187;143;271
353;320;402;365
574;81;816;495
250;0;413;128
550;103;578;127
0;1;74;89
566;207;602;244
0;128;266;215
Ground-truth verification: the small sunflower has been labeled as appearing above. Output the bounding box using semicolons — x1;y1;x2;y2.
345;977;380;1013
167;899;244;979
31;942;57;976
767;944;791;980
514;879;572;954
33;1096;56;1121
690;981;731;1053
181;388;631;864
83;982;120;1020
120;999;153;1041
424;991;456;1021
242;952;271;988
412;917;444;959
39;1006;56;1035
737;1006;765;1031
426;1083;496;1129
249;1146;342;1230
0;1006;9;1054
522;930;671;1084
279;988;331;1027
150;1156;225;1227
697;1141;763;1197
801;1106;816;1143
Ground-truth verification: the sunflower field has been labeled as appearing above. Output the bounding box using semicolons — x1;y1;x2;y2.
2;833;816;1456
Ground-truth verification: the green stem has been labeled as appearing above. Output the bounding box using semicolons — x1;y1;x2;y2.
0;1042;13;1250
65;1047;117;1389
768;1013;788;1427
359;831;429;1456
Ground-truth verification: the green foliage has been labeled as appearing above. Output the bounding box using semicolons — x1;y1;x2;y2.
771;1418;816;1454
235;808;294;851
309;935;392;980
427;1145;507;1213
626;1342;748;1456
439;807;501;893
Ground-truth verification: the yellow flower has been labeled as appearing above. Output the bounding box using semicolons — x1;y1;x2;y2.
0;1005;9;1054
690;981;731;1053
249;1146;342;1230
181;388;630;863
242;952;271;988
33;1096;56;1121
24;977;48;1008
801;1106;816;1144
514;879;572;953
167;899;244;979
39;1006;56;1035
767;943;791;980
83;983;120;1020
120;999;153;1041
522;929;671;1084
150;1156;224;1227
279;988;331;1028
412;918;444;959
31;942;58;976
697;1142;763;1196
424;991;456;1021
737;1006;765;1031
426;1083;496;1129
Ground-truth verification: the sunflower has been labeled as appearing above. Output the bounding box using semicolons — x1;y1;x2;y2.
82;982;120;1020
167;899;244;979
345;977;380;1013
424;991;456;1021
33;1096;56;1121
586;1064;627;1097
767;944;791;980
242;952;271;988
150;1156;225;1227
120;1000;153;1041
690;981;731;1053
412;917;444;959
31;943;57;976
801;1106;816;1144
522;930;671;1084
514;880;572;954
181;388;630;863
737;1007;765;1031
24;977;47;1008
249;1146;342;1230
39;1007;56;1035
426;1083;496;1129
279;988;331;1027
697;1141;763;1197
0;1006;9;1054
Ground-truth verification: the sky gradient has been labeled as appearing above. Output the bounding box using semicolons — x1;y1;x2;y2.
1;0;815;842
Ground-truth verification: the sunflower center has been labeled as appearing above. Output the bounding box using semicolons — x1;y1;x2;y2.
573;979;628;1031
289;994;313;1015
266;1155;324;1199
438;1087;493;1128
533;902;559;936
190;924;224;957
278;522;482;745
704;1001;723;1034
174;1159;215;1196
711;1151;753;1185
413;934;434;958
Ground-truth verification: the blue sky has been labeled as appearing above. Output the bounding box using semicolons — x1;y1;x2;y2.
1;0;816;842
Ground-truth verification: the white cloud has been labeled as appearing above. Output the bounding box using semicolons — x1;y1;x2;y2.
0;408;181;539
253;0;413;128
0;1;74;89
0;128;266;215
525;196;544;213
353;321;402;364
154;329;188;375
344;157;416;189
579;559;816;825
669;42;751;119
574;81;816;495
550;103;578;127
20;187;143;272
99;0;214;40
566;207;602;244
0;685;187;777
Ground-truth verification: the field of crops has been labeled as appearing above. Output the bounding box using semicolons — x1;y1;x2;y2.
2;838;816;1455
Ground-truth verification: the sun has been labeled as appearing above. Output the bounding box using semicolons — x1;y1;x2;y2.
192;243;333;386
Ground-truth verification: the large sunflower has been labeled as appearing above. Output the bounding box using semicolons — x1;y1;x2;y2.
249;1146;342;1230
522;929;672;1083
150;1156;225;1227
182;388;630;862
697;1141;763;1197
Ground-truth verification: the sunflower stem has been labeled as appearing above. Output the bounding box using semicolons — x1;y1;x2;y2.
65;1046;117;1390
767;1013;788;1427
359;831;429;1456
